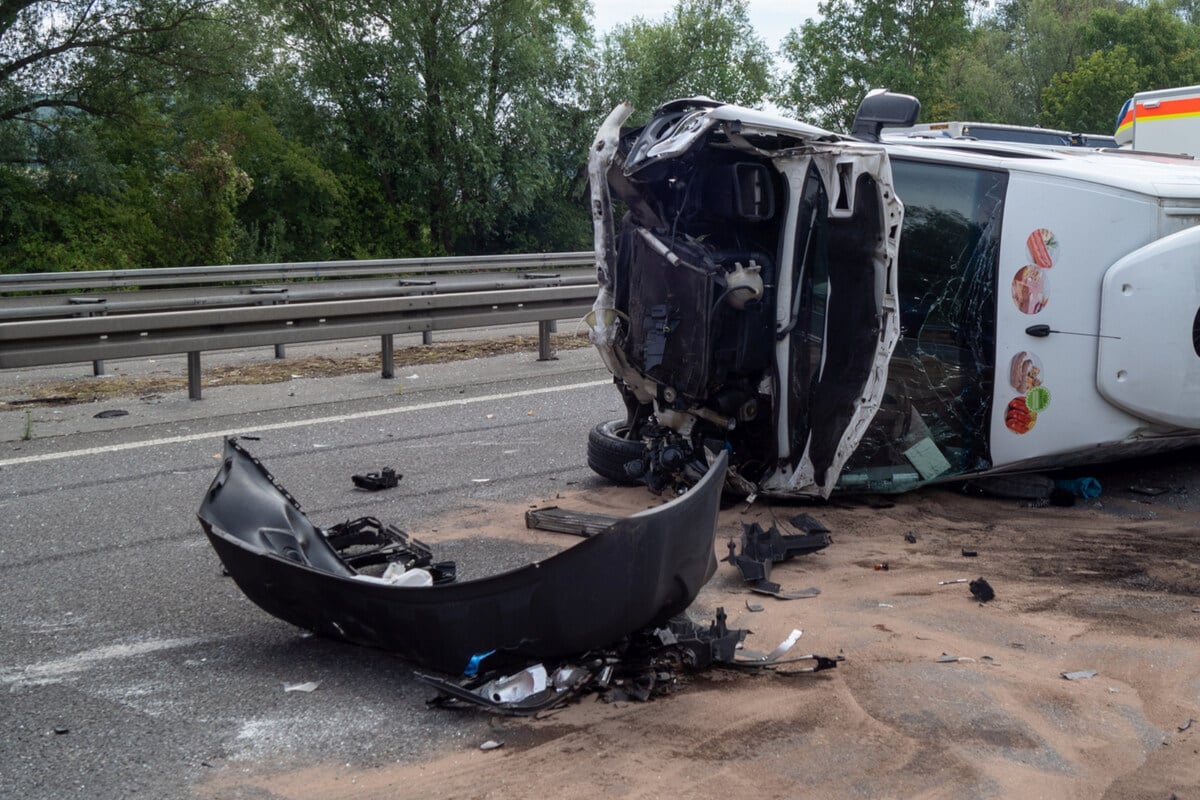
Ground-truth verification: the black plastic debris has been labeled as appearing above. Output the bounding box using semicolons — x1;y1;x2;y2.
352;468;401;491
723;516;830;597
93;409;129;419
1130;484;1169;497
416;608;842;715
961;548;978;558
525;506;620;538
199;439;728;673
904;531;917;544
969;577;995;602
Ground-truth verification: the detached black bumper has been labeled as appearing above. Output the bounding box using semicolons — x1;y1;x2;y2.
199;439;727;674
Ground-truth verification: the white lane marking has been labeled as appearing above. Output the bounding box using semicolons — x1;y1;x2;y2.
0;379;610;467
1;636;209;688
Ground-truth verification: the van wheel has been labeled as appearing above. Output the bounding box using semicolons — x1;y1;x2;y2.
587;419;646;484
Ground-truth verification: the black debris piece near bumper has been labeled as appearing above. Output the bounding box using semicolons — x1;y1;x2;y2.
198;438;728;674
415;607;843;716
722;515;832;597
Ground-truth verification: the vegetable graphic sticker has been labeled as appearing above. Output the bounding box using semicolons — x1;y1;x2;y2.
1011;265;1049;314
1005;396;1037;434
1026;386;1051;412
1009;351;1044;392
1027;228;1058;268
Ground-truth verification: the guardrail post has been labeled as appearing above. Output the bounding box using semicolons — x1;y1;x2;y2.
274;344;286;359
422;330;433;345
381;334;395;379
93;359;106;377
187;352;202;400
538;320;555;361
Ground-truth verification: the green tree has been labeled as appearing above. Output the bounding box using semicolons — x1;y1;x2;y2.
270;0;594;255
1041;1;1200;130
1040;45;1140;131
591;0;773;122
776;0;974;130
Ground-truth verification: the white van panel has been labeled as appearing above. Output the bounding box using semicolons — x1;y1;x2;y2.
989;174;1160;467
1097;225;1200;428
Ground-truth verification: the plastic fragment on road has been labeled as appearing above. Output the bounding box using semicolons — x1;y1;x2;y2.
936;655;975;663
904;531;917;543
352;468;400;491
961;548;978;557
1061;669;1098;681
939;578;968;585
1179;719;1194;732
284;681;320;692
1055;477;1103;499
480;740;503;751
970;577;995;602
722;515;831;598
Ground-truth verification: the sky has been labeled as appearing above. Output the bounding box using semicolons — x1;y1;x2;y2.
590;0;824;51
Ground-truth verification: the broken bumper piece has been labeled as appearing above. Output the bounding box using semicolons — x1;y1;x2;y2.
416;608;844;715
198;438;728;674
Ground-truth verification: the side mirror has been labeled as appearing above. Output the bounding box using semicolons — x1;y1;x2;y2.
850;89;921;142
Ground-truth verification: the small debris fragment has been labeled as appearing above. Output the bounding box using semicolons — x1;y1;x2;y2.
480;740;504;751
485;414;495;419
1061;670;1098;681
284;681;321;693
93;409;129;419
936;655;975;663
1179;719;1194;732
980;655;1000;666
352;468;400;491
904;531;917;544
53;726;69;735
878;603;894;608
939;578;968;585
1108;687;1119;693
969;577;995;603
472;478;491;484
961;548;978;558
1130;484;1168;496
874;563;889;571
745;601;764;613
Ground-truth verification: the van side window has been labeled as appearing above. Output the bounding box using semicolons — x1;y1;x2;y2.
841;159;1007;489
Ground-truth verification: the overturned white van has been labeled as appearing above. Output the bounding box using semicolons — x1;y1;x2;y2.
586;92;1200;498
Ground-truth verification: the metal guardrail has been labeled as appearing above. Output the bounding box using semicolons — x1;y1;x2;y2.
0;254;601;399
0;252;594;292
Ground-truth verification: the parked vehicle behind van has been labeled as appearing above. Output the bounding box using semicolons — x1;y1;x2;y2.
586;92;1200;497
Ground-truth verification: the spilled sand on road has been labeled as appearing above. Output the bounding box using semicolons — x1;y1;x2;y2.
199;484;1200;799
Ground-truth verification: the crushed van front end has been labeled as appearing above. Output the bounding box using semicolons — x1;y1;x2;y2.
588;100;902;498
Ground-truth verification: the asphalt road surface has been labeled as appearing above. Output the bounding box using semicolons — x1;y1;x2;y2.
0;347;621;800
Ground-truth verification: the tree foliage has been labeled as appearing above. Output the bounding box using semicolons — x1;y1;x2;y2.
6;0;1200;272
592;0;773;123
777;0;975;130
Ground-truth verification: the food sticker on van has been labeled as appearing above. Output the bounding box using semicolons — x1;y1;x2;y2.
1009;351;1044;392
1005;396;1037;434
1011;265;1049;314
1026;228;1058;268
1025;385;1050;412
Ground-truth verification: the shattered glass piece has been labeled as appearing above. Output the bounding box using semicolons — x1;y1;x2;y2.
1062;669;1098;681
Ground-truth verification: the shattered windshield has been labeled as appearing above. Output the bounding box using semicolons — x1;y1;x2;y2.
840;159;1008;491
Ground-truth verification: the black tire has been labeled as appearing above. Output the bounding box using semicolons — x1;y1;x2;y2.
587;419;646;484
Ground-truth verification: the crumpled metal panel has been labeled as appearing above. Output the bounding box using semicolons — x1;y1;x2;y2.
198;439;727;674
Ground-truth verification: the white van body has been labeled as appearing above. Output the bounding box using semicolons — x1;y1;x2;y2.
1114;84;1200;156
588;99;1200;497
